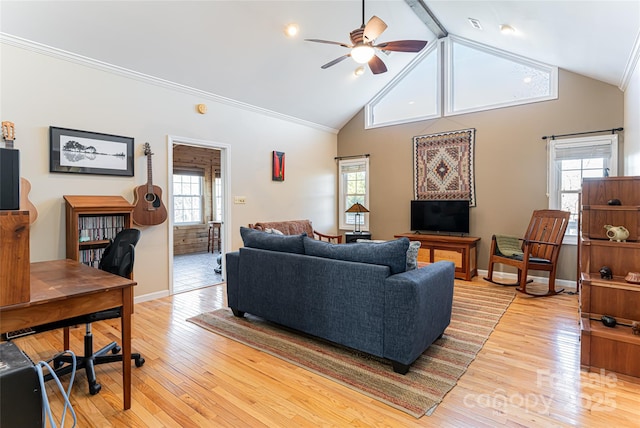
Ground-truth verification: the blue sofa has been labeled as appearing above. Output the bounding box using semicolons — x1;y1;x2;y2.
226;228;455;374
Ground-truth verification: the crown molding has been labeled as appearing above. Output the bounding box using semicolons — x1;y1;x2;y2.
0;33;338;134
620;30;640;91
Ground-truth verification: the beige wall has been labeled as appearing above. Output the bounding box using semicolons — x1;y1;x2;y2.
1;43;338;300
338;69;625;282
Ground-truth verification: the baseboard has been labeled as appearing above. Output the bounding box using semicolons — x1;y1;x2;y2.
476;269;578;291
135;290;170;304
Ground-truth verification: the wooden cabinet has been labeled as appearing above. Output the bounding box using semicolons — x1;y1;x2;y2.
579;176;640;378
64;195;134;267
395;233;480;281
0;210;30;305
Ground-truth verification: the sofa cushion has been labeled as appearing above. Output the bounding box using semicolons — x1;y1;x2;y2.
240;226;305;254
357;239;422;271
304;236;410;274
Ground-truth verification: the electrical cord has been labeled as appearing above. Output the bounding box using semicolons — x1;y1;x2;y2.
35;351;77;428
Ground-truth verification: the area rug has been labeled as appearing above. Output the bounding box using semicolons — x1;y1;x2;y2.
413;128;476;206
187;283;514;418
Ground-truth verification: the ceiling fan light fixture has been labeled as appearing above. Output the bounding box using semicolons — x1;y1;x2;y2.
284;23;299;37
354;66;365;76
351;44;375;64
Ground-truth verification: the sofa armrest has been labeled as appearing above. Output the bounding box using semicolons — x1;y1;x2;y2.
314;230;343;243
225;251;240;310
383;261;455;365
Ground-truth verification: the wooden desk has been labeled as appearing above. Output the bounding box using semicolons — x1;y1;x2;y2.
0;259;136;410
395;233;481;281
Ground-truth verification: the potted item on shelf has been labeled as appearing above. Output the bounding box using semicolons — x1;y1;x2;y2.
624;271;640;284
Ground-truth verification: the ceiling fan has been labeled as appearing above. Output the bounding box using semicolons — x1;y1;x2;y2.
305;0;428;75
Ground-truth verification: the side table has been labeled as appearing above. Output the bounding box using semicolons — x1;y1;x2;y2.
345;232;372;243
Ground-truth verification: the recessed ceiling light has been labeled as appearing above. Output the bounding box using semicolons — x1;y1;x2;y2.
468;18;483;30
500;24;515;34
284;23;299;37
523;76;532;84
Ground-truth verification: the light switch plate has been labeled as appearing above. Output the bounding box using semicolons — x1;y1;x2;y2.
234;196;246;204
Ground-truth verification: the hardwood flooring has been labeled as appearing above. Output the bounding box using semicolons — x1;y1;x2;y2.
12;278;640;427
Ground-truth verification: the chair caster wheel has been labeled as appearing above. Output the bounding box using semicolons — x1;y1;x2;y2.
89;383;102;395
135;357;145;368
112;346;121;354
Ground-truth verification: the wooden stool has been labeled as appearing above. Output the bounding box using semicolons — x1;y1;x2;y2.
207;221;221;253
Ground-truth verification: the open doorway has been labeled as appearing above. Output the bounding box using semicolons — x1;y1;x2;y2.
169;138;227;294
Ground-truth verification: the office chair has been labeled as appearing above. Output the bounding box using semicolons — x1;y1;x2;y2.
52;228;145;395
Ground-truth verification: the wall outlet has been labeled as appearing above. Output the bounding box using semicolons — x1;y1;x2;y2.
234;196;247;204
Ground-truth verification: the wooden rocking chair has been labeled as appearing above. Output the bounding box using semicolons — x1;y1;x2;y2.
484;209;570;297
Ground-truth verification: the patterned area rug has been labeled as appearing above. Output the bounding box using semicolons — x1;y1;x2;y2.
187;283;515;418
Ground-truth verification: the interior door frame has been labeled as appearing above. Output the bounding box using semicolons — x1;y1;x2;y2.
167;135;231;294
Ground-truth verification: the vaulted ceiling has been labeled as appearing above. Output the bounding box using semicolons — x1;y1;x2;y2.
1;1;639;132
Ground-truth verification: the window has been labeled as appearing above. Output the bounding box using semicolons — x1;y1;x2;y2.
173;171;204;224
366;42;440;128
338;158;369;230
365;36;558;128
548;135;618;244
446;36;557;116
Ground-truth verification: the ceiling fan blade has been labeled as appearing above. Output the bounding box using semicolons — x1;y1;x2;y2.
363;15;387;42
368;55;387;75
305;39;351;49
321;54;351;69
375;40;428;52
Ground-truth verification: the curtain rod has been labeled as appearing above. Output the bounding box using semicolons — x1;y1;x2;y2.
541;127;623;140
334;154;370;160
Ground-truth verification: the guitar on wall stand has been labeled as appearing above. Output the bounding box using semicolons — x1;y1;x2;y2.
133;142;167;226
1;121;38;224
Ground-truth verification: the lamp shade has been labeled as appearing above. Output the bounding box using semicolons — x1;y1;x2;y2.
345;202;369;213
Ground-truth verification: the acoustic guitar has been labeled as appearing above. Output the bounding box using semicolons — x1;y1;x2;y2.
132;142;167;226
1;121;38;224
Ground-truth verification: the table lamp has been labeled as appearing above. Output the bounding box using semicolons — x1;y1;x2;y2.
346;202;369;233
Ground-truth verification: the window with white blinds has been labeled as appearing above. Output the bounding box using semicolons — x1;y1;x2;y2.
548;134;618;243
338;158;369;230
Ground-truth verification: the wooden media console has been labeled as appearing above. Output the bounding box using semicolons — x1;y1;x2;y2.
395;233;480;281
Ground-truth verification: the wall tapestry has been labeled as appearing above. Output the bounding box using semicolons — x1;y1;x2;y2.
413;128;476;206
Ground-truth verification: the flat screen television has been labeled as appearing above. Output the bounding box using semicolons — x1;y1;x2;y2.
410;200;470;235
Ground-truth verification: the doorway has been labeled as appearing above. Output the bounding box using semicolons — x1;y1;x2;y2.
168;136;229;294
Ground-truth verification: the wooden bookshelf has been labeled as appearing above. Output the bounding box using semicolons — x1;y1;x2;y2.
64;195;134;268
579;177;640;378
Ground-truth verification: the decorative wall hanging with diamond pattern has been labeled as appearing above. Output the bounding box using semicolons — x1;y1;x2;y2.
413;128;476;206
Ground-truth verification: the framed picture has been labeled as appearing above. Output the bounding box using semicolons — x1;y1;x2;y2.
49;126;134;176
272;151;285;181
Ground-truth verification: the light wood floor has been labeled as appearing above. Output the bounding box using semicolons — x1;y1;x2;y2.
13;278;640;427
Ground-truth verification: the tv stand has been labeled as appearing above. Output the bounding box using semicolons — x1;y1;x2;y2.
395;233;480;281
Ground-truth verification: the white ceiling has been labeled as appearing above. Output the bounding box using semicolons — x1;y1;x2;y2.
1;1;639;132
